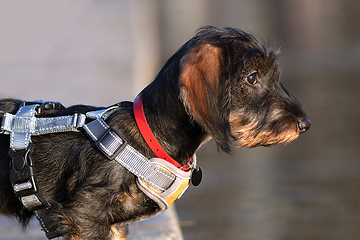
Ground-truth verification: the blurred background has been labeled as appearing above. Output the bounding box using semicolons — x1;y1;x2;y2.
0;0;359;239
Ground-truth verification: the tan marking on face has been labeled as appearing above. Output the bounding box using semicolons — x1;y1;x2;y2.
229;110;300;148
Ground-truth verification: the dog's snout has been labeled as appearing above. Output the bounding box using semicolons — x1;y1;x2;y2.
298;117;311;134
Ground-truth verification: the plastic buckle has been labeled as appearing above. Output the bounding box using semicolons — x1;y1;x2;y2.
95;127;127;160
9;146;37;198
9;146;48;210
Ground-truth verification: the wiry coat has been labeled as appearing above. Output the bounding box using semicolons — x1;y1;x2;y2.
0;27;309;239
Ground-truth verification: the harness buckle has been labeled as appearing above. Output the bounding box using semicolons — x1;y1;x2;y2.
9;145;47;210
37;101;65;114
9;146;36;196
95;127;128;160
21;101;65;115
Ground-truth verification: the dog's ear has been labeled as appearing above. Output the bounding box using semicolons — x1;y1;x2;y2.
179;43;232;153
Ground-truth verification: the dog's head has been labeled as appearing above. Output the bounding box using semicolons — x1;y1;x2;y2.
179;26;310;152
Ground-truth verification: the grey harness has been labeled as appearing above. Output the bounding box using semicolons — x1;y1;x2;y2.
0;101;190;239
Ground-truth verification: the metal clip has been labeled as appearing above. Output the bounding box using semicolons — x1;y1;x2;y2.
37;101;66;115
20;101;65;115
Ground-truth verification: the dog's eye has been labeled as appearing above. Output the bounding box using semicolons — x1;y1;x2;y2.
246;73;258;85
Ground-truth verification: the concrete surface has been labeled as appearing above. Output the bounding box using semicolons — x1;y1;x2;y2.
128;206;184;240
0;206;183;240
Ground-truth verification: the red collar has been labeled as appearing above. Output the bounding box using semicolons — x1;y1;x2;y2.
133;96;191;171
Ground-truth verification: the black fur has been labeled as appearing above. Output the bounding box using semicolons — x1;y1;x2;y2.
0;27;310;239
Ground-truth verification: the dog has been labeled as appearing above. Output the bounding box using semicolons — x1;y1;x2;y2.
0;26;310;240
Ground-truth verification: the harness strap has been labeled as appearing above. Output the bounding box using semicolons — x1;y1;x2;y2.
2;104;59;238
0;101;192;239
9;104;37;151
1;112;85;137
34;209;62;239
7;104;46;209
82;117;176;192
1;102;86;239
82;116;191;219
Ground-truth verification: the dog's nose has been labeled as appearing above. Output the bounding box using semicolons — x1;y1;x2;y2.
298;117;311;134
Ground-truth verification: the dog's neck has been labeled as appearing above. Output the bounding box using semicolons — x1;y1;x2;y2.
140;93;208;165
139;79;209;165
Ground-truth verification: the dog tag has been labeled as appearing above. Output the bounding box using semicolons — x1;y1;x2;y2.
191;166;202;186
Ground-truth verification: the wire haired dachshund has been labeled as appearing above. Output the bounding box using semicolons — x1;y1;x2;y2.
0;26;310;239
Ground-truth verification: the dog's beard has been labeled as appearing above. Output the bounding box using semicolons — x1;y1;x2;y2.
229;109;300;148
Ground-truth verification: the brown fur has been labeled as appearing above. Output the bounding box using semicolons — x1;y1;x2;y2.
0;27;310;239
